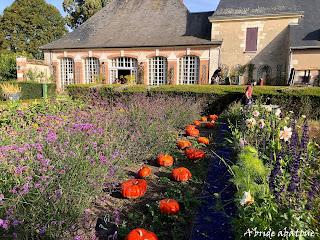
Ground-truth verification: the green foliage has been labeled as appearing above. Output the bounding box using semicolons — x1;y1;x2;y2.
66;84;320;119
0;81;56;100
0;52;18;81
25;69;53;83
232;146;269;198
0;0;67;58
63;0;111;29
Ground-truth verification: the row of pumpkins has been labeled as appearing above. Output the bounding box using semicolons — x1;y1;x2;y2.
123;115;219;240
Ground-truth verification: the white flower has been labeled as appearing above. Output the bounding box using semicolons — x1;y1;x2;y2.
252;110;260;118
240;191;254;206
245;118;256;128
275;109;282;117
280;126;293;142
258;119;265;129
302;115;306;119
239;138;247;148
289;111;294;114
265;106;273;112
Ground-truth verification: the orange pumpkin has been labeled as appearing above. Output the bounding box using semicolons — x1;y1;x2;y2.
125;228;158;240
177;140;192;150
205;122;215;129
157;154;174;167
185;148;206;160
193;120;201;127
137;166;152;178
197;137;209;145
186;128;200;137
185;125;197;131
121;179;147;199
172;167;192;182
208;114;219;121
159;199;180;215
201;116;208;122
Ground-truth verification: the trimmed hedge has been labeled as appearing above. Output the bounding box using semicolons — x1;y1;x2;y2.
2;81;56;100
67;84;320;119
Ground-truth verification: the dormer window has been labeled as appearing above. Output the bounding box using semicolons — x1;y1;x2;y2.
245;27;258;52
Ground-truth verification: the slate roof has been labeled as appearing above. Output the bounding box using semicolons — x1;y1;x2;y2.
211;0;303;19
289;0;320;49
41;0;218;50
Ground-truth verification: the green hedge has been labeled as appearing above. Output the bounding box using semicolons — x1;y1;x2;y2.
2;81;56;100
67;84;320;119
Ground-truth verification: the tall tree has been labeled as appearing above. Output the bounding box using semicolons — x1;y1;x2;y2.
63;0;111;29
0;0;67;59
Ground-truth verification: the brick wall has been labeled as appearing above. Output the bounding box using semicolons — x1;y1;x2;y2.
44;46;218;90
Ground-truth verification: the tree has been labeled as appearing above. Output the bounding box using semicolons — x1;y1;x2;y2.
63;0;111;29
0;52;18;81
0;0;67;59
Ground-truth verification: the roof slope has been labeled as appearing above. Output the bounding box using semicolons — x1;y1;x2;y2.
211;0;302;19
42;0;216;50
289;0;320;49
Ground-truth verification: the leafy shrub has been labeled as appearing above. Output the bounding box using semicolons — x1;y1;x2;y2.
0;52;17;81
67;84;320;119
1;81;56;100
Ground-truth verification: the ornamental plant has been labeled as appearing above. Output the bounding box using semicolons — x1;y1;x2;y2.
225;103;320;238
0;95;201;239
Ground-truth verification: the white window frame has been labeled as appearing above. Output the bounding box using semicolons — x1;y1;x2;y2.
85;57;100;83
179;56;200;84
148;57;168;85
60;58;75;89
109;57;138;83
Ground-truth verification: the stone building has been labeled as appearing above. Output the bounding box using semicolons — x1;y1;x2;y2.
17;0;320;89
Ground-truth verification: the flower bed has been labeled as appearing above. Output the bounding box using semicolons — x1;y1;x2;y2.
67;84;320;119
0;95;218;239
223;103;320;238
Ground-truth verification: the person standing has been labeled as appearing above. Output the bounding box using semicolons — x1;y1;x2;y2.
211;67;222;84
243;84;253;105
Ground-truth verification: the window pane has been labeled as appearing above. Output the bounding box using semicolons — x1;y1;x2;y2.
148;57;168;85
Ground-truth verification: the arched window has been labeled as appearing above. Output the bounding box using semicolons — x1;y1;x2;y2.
85;57;100;83
179;56;200;84
60;58;74;88
148;57;168;85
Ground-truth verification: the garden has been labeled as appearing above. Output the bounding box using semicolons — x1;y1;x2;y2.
0;84;319;239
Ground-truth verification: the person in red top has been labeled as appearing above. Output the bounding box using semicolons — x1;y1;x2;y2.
244;84;253;105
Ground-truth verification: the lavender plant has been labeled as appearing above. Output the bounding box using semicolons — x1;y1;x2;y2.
0;95;201;239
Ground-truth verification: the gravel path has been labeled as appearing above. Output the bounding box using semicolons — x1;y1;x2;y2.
191;123;236;240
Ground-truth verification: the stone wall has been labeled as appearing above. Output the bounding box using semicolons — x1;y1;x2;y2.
291;49;320;85
211;15;301;84
16;57;51;82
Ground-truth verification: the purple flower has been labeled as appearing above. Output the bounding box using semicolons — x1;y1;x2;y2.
99;155;108;165
21;183;30;195
0;219;10;230
269;152;283;201
55;189;62;199
12;220;21;227
74;236;82;240
39;227;46;236
113;209;121;225
46;130;58;143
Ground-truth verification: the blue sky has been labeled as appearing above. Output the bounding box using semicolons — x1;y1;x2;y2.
0;0;219;15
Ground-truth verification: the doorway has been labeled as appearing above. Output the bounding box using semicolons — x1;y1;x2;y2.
109;57;138;84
